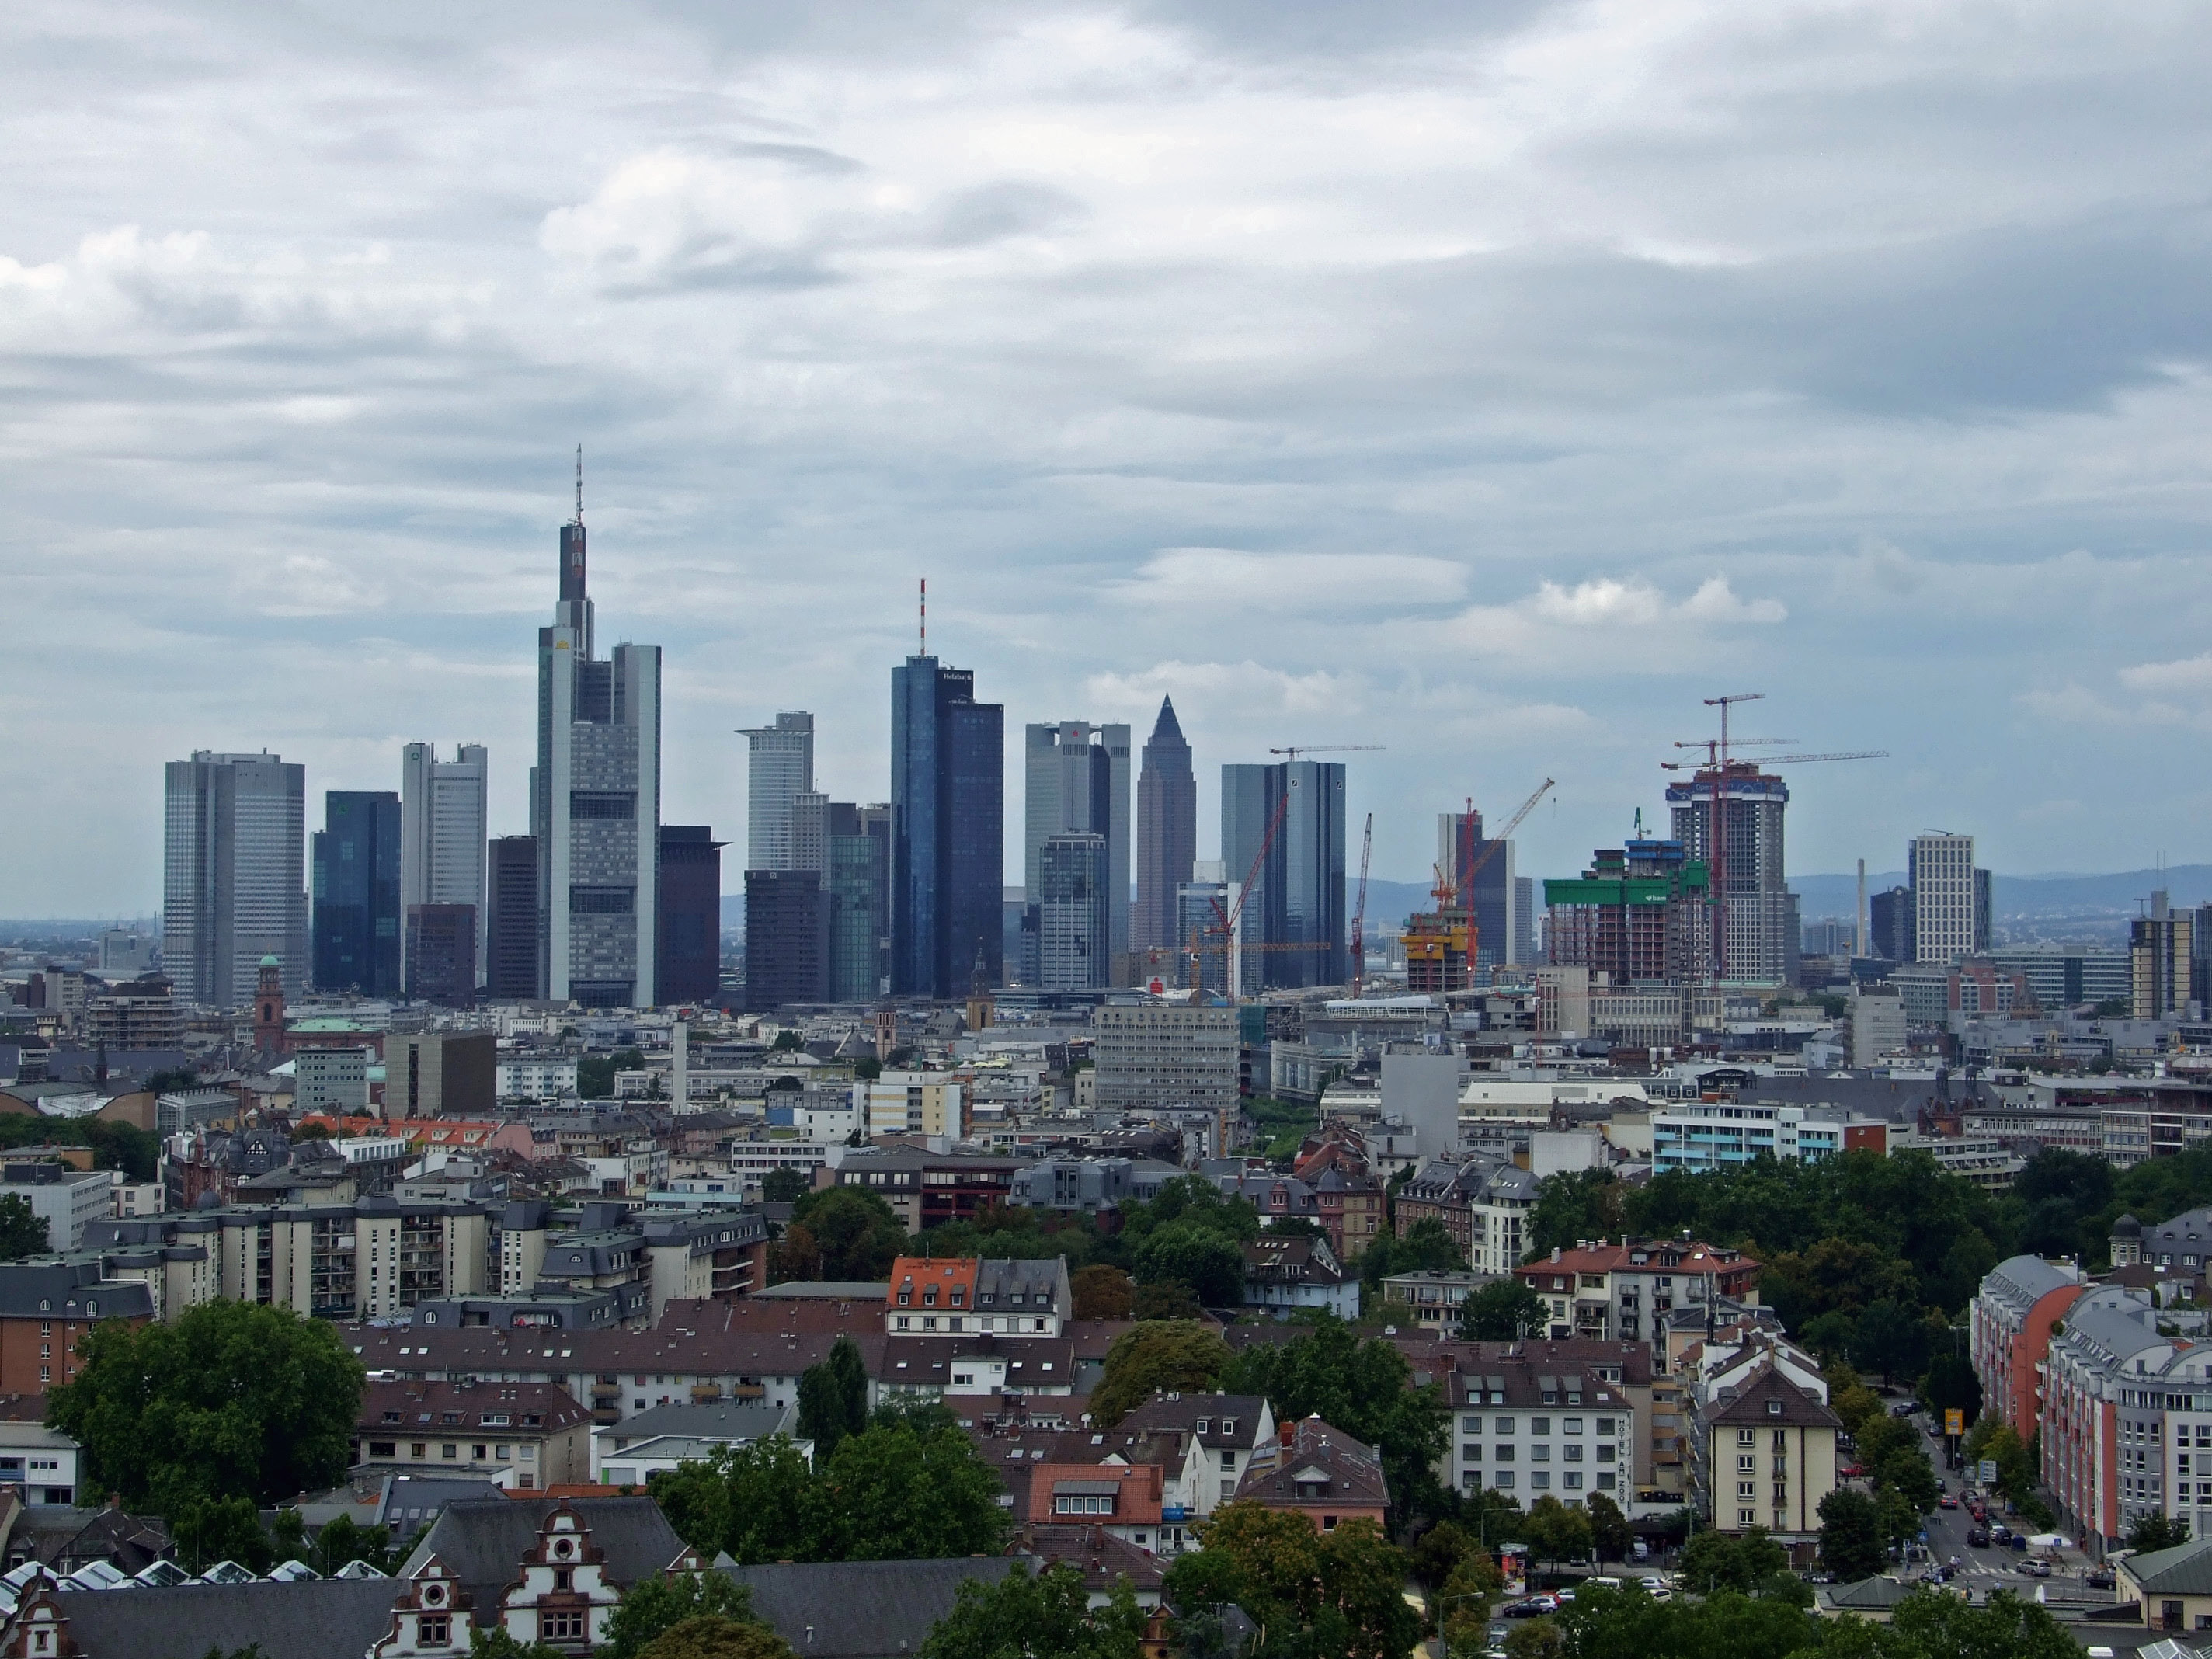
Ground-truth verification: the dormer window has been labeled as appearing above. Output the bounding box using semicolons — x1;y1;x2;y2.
898;1292;912;1306
951;1290;964;1306
1196;1419;1211;1435
923;1289;937;1307
1767;1400;1783;1416
1221;1420;1235;1436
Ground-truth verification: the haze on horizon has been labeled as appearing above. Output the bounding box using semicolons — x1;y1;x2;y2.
5;1;2211;916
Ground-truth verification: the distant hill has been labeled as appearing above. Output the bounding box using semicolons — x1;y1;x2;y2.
1792;865;2212;923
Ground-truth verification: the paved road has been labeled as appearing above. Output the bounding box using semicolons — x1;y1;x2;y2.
1898;1411;2113;1604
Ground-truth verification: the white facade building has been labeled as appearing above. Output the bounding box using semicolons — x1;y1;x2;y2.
1652;1101;1852;1174
1911;833;1979;964
739;712;814;873
402;742;489;985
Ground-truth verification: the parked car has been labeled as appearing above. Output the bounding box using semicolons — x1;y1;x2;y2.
1939;1495;1959;1510
1839;1463;1866;1478
2086;1568;2116;1590
2019;1560;2052;1578
1967;1529;1991;1548
1639;1577;1673;1602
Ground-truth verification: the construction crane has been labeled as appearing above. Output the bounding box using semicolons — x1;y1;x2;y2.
1662;691;1887;980
1268;744;1384;761
1349;813;1373;998
1459;778;1556;895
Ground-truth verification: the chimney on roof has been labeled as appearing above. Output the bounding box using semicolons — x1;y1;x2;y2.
1552;1247;1562;1262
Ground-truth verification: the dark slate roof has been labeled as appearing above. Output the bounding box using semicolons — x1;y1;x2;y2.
1117;1393;1270;1450
51;1577;401;1659
1703;1365;1845;1431
400;1496;683;1620
0;1262;155;1322
1234;1416;1389;1511
722;1556;1031;1659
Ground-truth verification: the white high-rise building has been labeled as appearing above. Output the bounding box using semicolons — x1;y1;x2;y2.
530;477;662;1008
1911;833;1980;963
402;742;489;984
740;712;815;873
163;751;308;1008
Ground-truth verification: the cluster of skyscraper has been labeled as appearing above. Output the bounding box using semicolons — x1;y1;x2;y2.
161;470;1392;1014
735;684;1362;1007
163;482;722;1012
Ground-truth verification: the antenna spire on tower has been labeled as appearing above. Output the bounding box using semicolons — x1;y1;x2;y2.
920;577;927;655
576;444;584;525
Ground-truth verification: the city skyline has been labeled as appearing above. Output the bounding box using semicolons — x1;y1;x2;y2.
9;8;2212;913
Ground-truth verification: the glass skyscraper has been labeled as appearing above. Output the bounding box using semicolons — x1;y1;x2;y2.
1221;759;1347;991
1134;696;1196;962
891;655;1003;998
312;790;402;995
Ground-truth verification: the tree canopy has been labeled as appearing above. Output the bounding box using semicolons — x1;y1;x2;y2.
0;1195;48;1261
1218;1316;1447;1525
769;1186;909;1283
1459;1278;1546;1341
1090;1322;1231;1427
651;1416;1008;1566
47;1299;365;1511
795;1335;870;1459
1163;1503;1420;1659
601;1572;768;1659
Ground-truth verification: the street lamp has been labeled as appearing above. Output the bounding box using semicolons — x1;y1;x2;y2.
1435;1591;1488;1659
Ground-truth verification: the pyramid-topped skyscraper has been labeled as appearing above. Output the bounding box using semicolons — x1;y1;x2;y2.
1133;695;1196;963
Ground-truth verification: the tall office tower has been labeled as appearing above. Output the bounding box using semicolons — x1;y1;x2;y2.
1036;832;1110;990
2132;892;2193;1019
745;869;829;1010
164;751;308;1009
1543;834;1712;985
1023;721;1131;983
311;791;402;995
2192;904;2212;1011
1909;833;1977;964
1175;863;1233;993
1665;764;1798;987
1220;760;1347;991
1869;885;1915;962
1438;808;1520;970
405;904;476;1006
826;803;891;1003
400;742;489;986
890;655;1003;998
1512;877;1536;966
530;477;662;1007
790;791;829;875
483;836;539;1000
658;826;726;1004
1974;868;1993;953
739;712;815;872
1133;697;1196;962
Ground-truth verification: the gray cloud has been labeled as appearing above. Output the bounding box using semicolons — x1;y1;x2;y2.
5;0;2212;913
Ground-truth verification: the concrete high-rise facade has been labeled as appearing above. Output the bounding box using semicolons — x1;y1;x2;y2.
1666;765;1797;988
2132;892;2193;1019
890;655;1003;998
164;751;308;1008
401;742;488;987
739;712;815;873
1438;809;1520;971
1133;696;1196;967
1221;760;1347;991
658;826;725;1005
1023;721;1130;983
530;483;662;1007
311;790;402;996
1037;831;1109;990
1910;833;1980;964
745;869;829;1010
405;903;476;1006
1175;863;1232;993
484;836;538;1000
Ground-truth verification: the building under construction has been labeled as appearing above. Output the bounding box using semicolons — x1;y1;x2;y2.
1664;760;1798;988
1544;836;1712;986
1402;904;1473;996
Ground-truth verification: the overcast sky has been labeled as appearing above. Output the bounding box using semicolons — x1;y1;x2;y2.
7;0;2212;916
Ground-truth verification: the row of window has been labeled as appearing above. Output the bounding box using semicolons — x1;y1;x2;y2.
1462;1470;1616;1492
1461;1416;1617;1437
1463;1442;1615;1463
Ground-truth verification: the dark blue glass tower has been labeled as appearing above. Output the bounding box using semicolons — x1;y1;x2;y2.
312;791;402;994
891;656;1003;997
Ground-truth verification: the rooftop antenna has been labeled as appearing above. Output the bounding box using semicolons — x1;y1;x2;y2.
920;577;927;655
575;444;583;525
